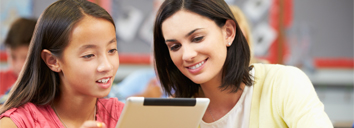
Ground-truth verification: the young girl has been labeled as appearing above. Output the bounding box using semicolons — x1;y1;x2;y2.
153;0;332;127
0;0;124;127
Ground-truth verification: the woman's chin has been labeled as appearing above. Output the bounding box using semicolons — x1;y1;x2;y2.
189;77;207;85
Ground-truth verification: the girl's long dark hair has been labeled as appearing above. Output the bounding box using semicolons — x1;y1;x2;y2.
153;0;253;97
0;0;115;114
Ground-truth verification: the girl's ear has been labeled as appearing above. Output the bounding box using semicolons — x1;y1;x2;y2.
223;19;236;47
41;49;61;72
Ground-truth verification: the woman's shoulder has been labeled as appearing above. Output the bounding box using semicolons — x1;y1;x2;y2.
252;63;305;78
252;63;310;92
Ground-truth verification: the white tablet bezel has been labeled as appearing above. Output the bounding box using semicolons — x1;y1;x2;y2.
116;97;210;128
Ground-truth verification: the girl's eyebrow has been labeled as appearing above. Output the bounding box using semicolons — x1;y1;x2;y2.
107;37;117;44
165;28;204;43
79;37;116;51
79;44;97;51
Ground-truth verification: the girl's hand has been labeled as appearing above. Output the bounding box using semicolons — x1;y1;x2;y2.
80;121;106;128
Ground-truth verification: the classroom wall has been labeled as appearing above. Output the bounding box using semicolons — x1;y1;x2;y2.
3;0;353;60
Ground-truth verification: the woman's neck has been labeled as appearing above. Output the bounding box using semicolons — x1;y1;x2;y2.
200;82;245;108
199;77;245;122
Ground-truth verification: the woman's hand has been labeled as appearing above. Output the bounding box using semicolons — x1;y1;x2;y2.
80;121;106;128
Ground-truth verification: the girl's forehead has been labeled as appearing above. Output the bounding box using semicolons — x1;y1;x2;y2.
66;17;116;49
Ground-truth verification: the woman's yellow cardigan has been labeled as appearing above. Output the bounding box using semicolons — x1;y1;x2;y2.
249;64;332;128
198;64;333;128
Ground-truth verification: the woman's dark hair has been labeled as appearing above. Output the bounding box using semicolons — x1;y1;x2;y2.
4;18;37;49
0;0;115;114
153;0;252;97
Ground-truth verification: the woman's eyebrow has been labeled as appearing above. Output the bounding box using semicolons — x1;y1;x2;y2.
165;28;204;43
165;39;177;43
185;28;203;37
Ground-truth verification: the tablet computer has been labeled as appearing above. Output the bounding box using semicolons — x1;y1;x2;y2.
115;97;210;128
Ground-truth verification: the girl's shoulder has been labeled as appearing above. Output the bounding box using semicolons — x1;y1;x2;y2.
96;98;125;127
0;102;59;127
97;97;125;111
1;102;51;118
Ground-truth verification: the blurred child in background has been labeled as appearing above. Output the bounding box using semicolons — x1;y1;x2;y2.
0;18;36;96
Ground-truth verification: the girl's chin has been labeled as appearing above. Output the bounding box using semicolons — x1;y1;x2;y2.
96;94;109;98
95;90;111;98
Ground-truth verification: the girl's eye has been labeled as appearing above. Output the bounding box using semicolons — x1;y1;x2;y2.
108;49;117;54
192;36;204;42
82;54;94;59
170;44;181;51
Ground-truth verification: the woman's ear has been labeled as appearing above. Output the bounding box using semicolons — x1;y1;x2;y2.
223;19;236;47
41;49;61;72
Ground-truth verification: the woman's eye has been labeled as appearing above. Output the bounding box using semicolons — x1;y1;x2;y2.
108;49;117;54
170;44;181;51
192;36;204;42
82;54;95;59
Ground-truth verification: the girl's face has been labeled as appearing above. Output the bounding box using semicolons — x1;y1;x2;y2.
161;10;234;85
58;16;119;98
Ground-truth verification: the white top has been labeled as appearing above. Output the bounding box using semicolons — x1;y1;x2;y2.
200;68;255;128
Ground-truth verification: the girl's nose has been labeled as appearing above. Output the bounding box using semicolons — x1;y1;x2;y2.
97;55;113;72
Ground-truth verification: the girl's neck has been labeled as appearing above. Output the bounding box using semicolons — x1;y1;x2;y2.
52;93;97;127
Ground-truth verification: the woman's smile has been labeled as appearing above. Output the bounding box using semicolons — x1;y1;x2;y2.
186;58;208;74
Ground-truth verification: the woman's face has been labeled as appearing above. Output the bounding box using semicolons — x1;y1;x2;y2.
58;16;119;98
161;10;233;85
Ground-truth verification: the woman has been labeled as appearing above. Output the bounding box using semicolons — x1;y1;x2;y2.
153;0;332;127
0;0;123;127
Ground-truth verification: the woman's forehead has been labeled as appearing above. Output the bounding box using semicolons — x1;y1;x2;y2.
161;10;216;37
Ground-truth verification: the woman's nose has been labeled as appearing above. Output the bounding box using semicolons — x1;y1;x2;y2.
182;45;197;62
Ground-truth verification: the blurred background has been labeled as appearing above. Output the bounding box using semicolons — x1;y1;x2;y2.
0;0;353;127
